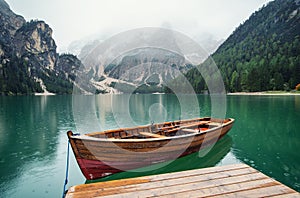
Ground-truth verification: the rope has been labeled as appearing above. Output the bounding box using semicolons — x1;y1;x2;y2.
62;140;70;198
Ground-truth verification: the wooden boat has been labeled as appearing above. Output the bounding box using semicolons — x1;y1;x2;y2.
67;117;234;180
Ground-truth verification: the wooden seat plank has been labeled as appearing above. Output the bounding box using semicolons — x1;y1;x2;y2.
181;128;199;133
138;132;166;138
180;121;211;129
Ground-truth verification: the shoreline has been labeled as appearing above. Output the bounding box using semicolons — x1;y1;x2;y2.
34;92;56;96
227;91;300;96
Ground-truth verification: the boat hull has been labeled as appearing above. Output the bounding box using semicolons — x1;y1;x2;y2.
67;118;234;180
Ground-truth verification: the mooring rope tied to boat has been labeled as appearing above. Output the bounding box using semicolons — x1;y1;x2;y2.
62;140;70;198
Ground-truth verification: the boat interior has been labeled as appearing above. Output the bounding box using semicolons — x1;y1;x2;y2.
86;118;232;140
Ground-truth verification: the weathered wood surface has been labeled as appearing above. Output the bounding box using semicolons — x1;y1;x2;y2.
65;163;300;198
139;132;166;138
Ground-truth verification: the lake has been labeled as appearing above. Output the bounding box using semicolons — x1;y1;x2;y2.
0;94;299;197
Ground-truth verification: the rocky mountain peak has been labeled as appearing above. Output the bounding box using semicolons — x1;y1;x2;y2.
14;20;56;52
13;20;57;69
0;0;25;44
13;21;58;69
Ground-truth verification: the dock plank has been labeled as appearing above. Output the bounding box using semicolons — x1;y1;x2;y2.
68;164;250;193
213;185;296;198
67;169;262;197
68;164;254;193
270;193;300;198
155;179;279;198
65;163;300;198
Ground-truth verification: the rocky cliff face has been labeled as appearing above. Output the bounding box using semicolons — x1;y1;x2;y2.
0;0;25;41
105;48;192;86
56;54;83;79
13;20;58;70
13;21;58;70
0;0;25;56
0;0;86;95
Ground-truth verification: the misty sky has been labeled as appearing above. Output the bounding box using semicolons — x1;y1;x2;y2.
6;0;271;52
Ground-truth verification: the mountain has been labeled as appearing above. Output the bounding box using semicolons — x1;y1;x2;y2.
0;0;25;56
3;0;299;95
0;0;85;95
0;0;197;95
69;33;223;59
68;32;223;94
81;46;195;94
185;0;300;93
105;48;191;81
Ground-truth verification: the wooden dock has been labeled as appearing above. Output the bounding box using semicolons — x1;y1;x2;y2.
65;163;300;198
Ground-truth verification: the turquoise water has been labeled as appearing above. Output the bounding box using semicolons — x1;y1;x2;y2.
0;94;299;197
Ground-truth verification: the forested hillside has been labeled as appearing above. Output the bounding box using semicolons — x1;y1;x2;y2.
186;0;300;92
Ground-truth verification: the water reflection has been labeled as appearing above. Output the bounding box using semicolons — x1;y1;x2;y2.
227;95;300;191
0;96;74;197
92;94;212;130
